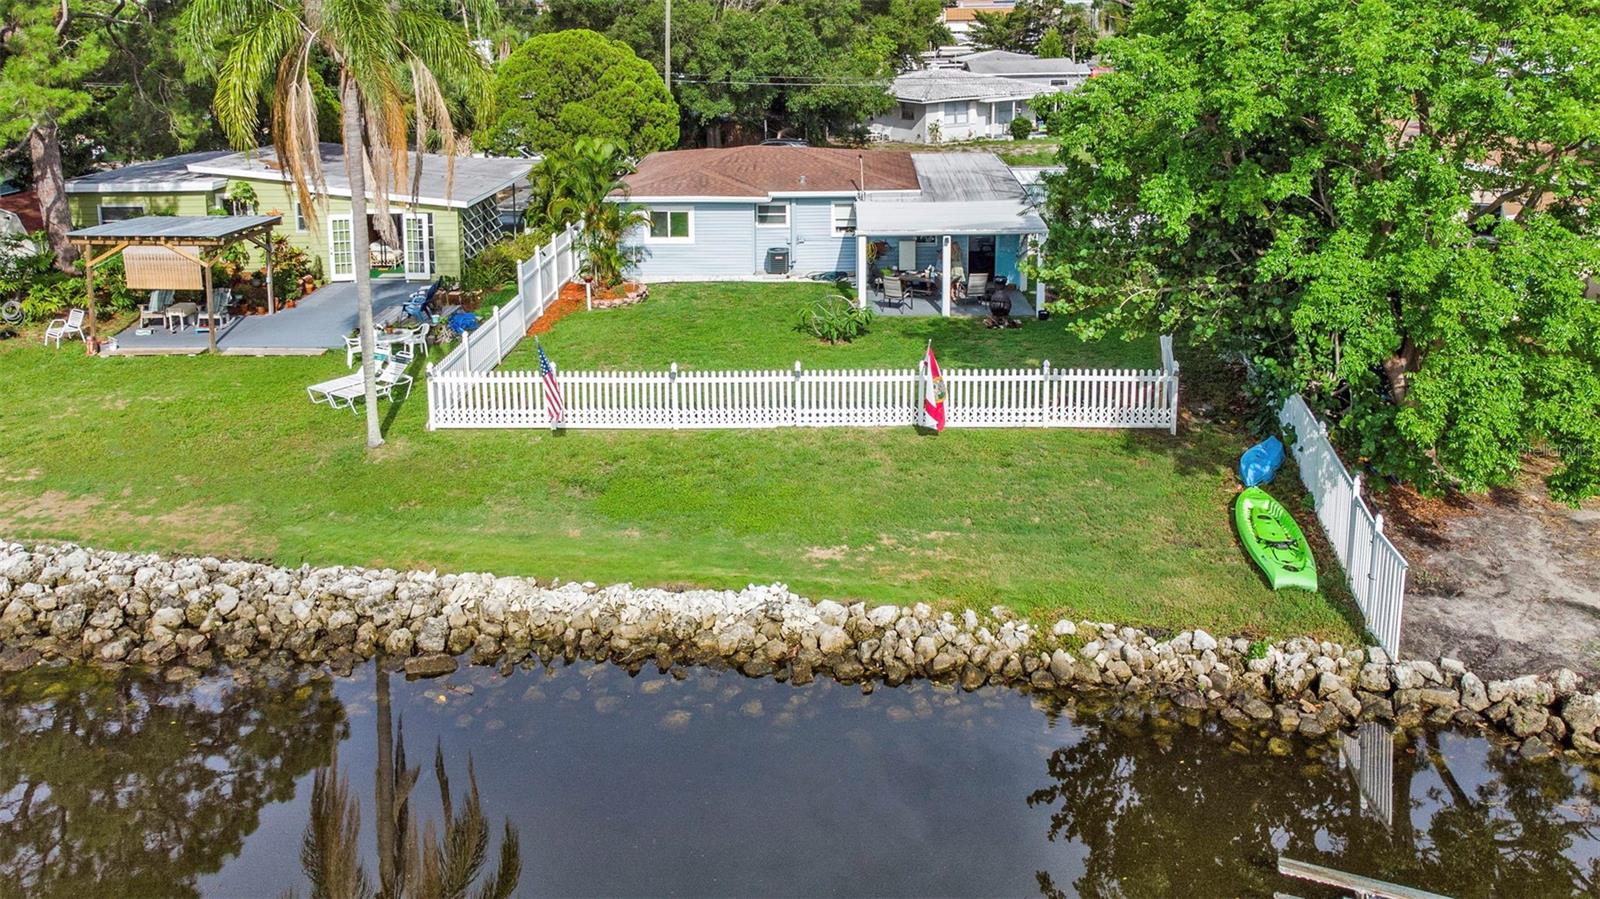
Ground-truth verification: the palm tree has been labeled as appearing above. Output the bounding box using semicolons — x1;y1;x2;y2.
531;138;649;289
183;0;485;448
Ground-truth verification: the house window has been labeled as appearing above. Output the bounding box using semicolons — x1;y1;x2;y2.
900;102;916;122
943;101;969;124
293;200;307;231
831;203;856;237
97;205;144;224
755;203;788;228
647;208;692;241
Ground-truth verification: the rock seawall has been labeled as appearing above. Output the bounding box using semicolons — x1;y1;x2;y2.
0;541;1592;758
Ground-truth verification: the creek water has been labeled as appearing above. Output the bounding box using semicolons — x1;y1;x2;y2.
2;659;1597;898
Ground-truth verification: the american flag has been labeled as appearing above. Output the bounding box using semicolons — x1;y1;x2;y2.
537;338;564;425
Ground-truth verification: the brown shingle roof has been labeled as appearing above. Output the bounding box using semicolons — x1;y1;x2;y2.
621;147;920;198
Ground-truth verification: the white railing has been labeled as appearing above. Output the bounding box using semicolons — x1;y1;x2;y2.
430;224;582;376
428;344;1180;433
1279;394;1409;657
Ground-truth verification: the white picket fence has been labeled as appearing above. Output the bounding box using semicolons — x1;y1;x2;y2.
428;336;1180;432
430;224;581;376
1279;394;1409;657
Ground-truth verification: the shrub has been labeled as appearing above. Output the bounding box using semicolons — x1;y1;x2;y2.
798;294;874;344
461;231;550;292
22;277;79;322
1009;116;1034;140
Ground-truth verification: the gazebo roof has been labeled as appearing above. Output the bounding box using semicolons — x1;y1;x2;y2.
68;215;281;247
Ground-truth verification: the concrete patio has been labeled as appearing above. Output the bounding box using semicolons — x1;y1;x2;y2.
108;279;421;356
864;285;1037;318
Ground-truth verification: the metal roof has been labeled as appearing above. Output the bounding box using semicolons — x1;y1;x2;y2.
889;69;1056;103
958;50;1093;78
68;215;282;245
65;151;231;194
186;144;534;209
856;199;1045;236
910;153;1028;202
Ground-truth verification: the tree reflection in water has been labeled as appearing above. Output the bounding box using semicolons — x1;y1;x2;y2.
1028;704;1600;898
0;665;344;899
293;660;521;899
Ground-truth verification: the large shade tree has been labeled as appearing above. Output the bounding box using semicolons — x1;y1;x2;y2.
184;0;485;449
0;0;126;271
485;28;678;158
1034;0;1600;503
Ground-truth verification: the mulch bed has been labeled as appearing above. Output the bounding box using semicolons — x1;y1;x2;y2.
526;282;587;336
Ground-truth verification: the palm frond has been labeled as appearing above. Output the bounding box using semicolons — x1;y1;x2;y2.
301;753;373;899
212;9;305;148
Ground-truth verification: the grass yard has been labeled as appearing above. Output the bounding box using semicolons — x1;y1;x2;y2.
0;282;1359;642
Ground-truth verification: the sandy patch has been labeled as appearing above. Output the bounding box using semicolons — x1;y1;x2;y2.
1378;467;1600;677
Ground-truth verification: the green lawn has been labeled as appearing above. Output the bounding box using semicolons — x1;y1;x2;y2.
0;283;1359;642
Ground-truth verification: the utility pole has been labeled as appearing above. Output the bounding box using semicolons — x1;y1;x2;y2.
664;0;672;92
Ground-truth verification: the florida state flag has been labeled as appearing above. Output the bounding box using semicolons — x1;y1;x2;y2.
920;341;946;431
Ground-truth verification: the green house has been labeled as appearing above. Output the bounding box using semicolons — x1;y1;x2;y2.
66;144;532;281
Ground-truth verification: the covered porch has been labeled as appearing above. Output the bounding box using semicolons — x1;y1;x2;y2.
850;199;1048;317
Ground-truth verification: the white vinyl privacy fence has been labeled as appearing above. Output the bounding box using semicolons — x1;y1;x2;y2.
429;224;581;376
428;336;1181;433
1280;394;1409;657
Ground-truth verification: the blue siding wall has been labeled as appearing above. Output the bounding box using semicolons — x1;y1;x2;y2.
995;234;1021;284
624;202;756;280
789;198;856;274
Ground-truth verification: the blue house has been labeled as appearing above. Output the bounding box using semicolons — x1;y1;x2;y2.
615;146;1048;316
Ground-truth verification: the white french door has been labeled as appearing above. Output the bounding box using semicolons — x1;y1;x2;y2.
403;212;434;279
328;213;355;281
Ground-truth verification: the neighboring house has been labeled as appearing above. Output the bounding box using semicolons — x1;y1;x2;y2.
615;146;1049;317
957;50;1092;89
65;144;532;281
870;69;1055;142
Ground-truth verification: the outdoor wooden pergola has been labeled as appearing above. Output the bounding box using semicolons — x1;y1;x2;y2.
66;215;282;354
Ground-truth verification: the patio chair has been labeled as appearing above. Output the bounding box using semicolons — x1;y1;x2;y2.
967;273;990;302
138;290;174;329
879;277;912;312
197;288;235;329
43;308;86;347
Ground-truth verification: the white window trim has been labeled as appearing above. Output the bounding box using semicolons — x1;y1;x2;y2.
293;200;307;232
830;202;856;238
97;204;145;224
645;206;694;243
755;203;789;228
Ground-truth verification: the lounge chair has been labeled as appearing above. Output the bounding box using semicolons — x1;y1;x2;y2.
880;277;911;312
43;308;86;347
325;357;414;411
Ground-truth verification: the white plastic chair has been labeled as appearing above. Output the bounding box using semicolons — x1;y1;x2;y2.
43;308;86;347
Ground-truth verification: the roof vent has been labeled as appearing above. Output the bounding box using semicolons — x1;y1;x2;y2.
798;174;807;185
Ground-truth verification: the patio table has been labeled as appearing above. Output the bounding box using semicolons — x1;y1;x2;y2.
165;302;200;332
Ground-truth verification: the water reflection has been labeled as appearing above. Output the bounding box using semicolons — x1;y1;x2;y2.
0;665;343;898
3;660;1600;897
290;664;521;899
1027;703;1600;898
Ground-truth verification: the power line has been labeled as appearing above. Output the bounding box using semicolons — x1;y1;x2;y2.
672;75;892;87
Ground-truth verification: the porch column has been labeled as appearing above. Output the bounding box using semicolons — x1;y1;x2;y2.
1017;239;1029;291
855;232;868;309
940;235;952;317
263;235;277;314
1034;244;1045;311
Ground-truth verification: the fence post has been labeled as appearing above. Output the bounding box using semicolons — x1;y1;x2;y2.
1167;361;1180;435
793;360;802;427
1370;512;1387;654
670;362;680;430
464;324;472;370
1347;472;1363;580
425;361;435;431
492;305;503;363
1039;360;1050;427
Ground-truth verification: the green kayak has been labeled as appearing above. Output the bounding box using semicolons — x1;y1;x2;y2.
1234;487;1318;592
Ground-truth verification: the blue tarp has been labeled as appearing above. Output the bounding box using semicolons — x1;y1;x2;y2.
1239;436;1285;487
